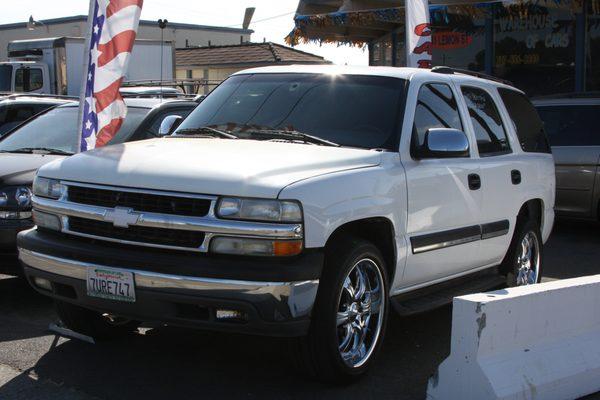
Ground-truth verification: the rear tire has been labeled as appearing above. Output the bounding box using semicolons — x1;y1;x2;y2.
502;218;543;287
294;237;389;383
54;300;139;340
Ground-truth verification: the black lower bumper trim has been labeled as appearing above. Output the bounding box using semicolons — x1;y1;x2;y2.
24;265;311;337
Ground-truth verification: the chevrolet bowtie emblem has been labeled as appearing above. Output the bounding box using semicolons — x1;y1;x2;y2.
103;207;140;228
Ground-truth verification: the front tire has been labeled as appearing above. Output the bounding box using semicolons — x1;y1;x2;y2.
54;300;139;340
295;238;389;383
502;218;543;287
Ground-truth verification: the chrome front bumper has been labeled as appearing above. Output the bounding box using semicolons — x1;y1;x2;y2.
19;248;319;322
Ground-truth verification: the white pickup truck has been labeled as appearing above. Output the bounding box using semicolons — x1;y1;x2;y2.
18;65;555;382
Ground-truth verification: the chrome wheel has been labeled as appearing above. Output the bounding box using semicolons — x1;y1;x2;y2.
336;258;385;368
516;231;540;286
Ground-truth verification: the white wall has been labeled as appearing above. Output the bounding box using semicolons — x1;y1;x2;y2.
0;21;250;61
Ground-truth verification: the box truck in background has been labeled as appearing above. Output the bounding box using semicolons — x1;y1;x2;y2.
0;37;174;96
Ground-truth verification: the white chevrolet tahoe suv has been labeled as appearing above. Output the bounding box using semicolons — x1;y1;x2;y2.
18;65;555;382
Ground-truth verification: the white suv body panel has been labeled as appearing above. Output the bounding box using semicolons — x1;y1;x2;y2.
33;66;555;297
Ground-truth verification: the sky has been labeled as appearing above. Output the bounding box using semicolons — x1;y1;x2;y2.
0;0;369;65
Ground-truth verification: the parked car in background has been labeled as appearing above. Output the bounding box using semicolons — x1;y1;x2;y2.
18;65;554;382
0;97;198;274
534;93;600;221
0;95;73;137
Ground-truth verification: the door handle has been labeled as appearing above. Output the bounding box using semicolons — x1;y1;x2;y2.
468;174;481;190
511;170;521;185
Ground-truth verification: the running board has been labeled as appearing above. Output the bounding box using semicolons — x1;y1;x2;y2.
391;272;506;316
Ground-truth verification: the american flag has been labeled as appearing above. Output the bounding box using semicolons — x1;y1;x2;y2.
80;0;143;152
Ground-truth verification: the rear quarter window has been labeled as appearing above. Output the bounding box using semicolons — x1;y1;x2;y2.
535;105;600;147
499;89;551;154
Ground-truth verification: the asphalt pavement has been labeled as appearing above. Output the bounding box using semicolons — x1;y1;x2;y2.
0;220;599;399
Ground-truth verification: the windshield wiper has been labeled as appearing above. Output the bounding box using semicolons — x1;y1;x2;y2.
1;147;74;155
242;128;340;147
174;127;238;140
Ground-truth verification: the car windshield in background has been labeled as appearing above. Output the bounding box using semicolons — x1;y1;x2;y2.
0;106;150;154
0;65;11;92
176;73;406;150
536;105;599;146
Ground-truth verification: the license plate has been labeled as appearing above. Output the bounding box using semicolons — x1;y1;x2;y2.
86;267;136;302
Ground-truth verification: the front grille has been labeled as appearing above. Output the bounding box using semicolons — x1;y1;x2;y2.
68;185;211;217
68;217;205;249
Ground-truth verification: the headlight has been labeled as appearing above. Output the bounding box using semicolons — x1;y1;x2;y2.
0;186;33;216
15;187;32;208
33;177;65;199
217;198;302;223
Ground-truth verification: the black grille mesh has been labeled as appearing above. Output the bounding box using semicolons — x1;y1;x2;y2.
68;186;211;217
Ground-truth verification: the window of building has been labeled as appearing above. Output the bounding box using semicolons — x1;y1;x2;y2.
412;83;463;154
431;6;486;71
493;4;576;95
462;86;510;155
536;104;599;146
500;88;550;153
587;3;600;90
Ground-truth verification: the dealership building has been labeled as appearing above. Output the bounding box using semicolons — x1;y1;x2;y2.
288;0;599;96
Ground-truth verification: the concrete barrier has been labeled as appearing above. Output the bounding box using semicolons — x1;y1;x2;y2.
427;275;600;400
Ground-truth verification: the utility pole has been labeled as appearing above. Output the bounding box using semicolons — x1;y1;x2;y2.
158;19;168;99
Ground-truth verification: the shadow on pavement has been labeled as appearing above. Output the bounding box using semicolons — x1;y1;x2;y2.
0;307;451;400
544;220;600;280
0;275;53;343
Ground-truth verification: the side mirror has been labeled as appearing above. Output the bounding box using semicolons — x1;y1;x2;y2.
158;115;183;136
421;128;469;158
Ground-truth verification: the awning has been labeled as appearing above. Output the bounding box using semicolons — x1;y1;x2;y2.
285;0;581;46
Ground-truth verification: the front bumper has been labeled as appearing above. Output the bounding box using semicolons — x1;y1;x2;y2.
1;218;34;274
18;229;323;337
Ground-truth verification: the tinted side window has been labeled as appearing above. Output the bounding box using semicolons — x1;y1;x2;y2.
412;83;462;153
462;87;510;155
536;105;599;147
0;105;36;136
499;89;551;153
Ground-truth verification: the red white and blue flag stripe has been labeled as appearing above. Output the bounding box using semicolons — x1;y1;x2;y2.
80;0;143;151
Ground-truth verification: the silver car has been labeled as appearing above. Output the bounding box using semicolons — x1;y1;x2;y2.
534;95;600;220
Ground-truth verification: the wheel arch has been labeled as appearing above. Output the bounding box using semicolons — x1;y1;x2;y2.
324;217;397;285
517;198;544;230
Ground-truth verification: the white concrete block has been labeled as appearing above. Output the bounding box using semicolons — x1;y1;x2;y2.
427;275;600;400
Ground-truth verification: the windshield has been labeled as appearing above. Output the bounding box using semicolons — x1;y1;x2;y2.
176;73;406;150
0;106;150;154
0;65;12;92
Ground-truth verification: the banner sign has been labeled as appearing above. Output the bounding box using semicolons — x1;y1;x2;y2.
405;0;432;68
78;0;143;152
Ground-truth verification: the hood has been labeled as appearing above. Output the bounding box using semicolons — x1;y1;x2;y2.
38;138;382;198
0;153;65;187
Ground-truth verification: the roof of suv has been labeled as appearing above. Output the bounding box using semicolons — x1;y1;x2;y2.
233;65;518;91
0;95;75;105
55;97;198;110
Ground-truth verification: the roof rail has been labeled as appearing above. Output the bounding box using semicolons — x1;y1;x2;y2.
431;66;514;87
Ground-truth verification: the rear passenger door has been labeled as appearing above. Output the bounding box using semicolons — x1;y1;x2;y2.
401;81;483;288
536;103;600;218
459;85;520;267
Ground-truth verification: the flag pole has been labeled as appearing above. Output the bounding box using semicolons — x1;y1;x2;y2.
76;0;96;154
